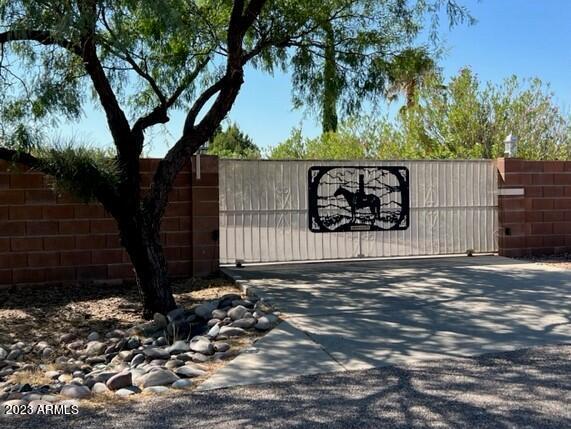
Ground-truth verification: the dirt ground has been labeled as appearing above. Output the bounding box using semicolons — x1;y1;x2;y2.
0;277;240;356
521;254;571;270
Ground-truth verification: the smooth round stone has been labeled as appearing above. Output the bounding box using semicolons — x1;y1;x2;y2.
6;350;22;361
130;368;148;386
115;387;138;397
213;351;232;360
171;379;192;389
106;329;127;339
214;342;230;353
207;324;221;338
143;348;170;360
194;301;218;319
154;337;168;347
138;369;179;388
165;341;189;355
130;354;145;367
60;384;91;399
87;332;100;342
118;350;135;362
41;394;58;402
86;356;107;365
153;313;168;329
167;308;186;322
106;372;132;391
230;318;256;329
59;333;76;344
218;326;246;337
34;341;50;352
255;317;272;331
207;318;221;328
165;359;184;370
91;382;110;395
57;399;80;408
143;386;169;395
211;309;227;320
93;371;118;383
228;305;249;321
28;399;52;412
41;348;54;360
58;374;73;383
1;399;26;414
189;353;210;363
232;299;254;309
85;341;107;357
189;337;214;355
149;359;167;367
126;338;141;350
175;366;207;378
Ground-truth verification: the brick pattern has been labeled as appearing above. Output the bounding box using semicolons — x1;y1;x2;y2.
0;156;219;286
192;156;219;276
497;158;571;257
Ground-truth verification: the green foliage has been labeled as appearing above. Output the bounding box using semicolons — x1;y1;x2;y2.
271;69;571;161
35;144;120;202
206;123;260;159
385;48;439;109
286;1;472;131
268;124;367;160
267;128;306;159
395;68;571;159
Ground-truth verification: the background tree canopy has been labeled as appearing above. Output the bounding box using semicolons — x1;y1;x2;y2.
269;68;571;160
207;123;261;159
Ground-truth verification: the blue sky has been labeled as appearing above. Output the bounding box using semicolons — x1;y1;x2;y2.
61;0;571;157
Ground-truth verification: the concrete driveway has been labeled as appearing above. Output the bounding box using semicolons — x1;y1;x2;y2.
200;256;571;390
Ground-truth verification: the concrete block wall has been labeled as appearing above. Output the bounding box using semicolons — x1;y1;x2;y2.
0;156;219;286
497;158;571;257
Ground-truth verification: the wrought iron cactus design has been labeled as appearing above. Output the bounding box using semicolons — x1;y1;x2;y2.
308;166;410;232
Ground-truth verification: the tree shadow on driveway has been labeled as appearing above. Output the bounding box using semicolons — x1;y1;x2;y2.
8;344;571;429
227;256;571;368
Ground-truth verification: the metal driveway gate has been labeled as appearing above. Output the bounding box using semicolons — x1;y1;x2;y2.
219;160;498;264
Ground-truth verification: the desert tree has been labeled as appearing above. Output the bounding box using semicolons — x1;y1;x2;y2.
0;0;468;317
289;0;472;133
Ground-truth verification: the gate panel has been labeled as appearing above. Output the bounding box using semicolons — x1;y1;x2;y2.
219;160;497;264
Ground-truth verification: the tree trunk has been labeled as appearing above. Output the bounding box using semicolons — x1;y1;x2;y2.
322;21;339;133
120;216;177;319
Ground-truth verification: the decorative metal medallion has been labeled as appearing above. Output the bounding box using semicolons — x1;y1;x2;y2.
308;166;410;233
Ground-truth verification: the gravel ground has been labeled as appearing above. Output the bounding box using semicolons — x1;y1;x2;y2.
4;344;571;429
520;254;571;270
0;278;236;355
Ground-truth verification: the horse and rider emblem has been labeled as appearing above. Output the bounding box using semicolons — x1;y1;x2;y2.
308;166;410;232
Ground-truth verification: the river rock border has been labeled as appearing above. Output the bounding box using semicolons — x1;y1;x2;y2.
0;290;279;409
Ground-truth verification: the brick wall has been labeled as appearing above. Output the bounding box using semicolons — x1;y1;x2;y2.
0;156;219;286
497;158;571;257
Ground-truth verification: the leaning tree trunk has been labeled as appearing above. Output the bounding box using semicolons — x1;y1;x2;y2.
119;215;177;319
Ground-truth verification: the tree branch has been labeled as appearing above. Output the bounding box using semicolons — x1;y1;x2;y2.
0;29;82;55
133;57;210;136
182;75;227;135
76;3;134;154
144;0;269;221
